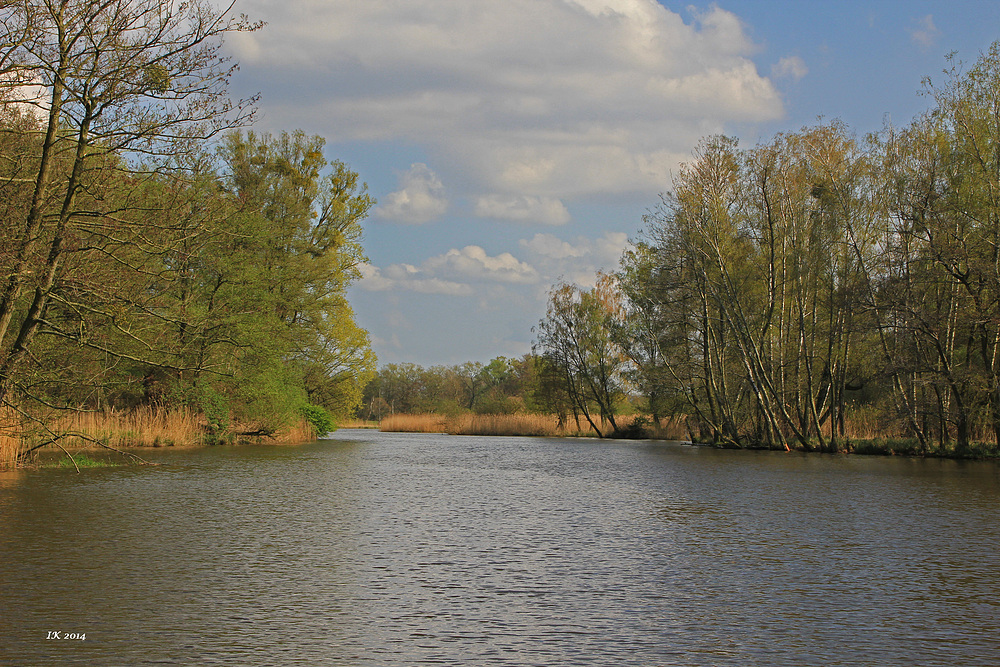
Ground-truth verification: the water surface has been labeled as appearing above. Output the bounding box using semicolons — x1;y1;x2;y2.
1;430;998;665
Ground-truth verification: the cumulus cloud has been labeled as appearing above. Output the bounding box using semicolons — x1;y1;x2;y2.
425;245;539;284
358;263;472;295
909;15;939;50
474;194;570;225
771;55;808;82
521;231;628;263
357;245;539;295
519;231;630;286
229;0;783;198
519;233;588;260
375;163;449;224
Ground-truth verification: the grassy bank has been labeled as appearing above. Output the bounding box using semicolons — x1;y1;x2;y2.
1;406;21;469
376;411;1000;459
378;413;688;439
0;406;320;469
336;418;381;429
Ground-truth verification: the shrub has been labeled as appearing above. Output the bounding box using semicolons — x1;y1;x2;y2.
301;404;335;437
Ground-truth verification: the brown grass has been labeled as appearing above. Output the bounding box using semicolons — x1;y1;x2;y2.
337;418;380;429
643;416;689;441
50;406;205;449
449;413;561;437
379;413;450;433
0;405;24;469
271;418;317;444
2;407;319;466
377;412;692;439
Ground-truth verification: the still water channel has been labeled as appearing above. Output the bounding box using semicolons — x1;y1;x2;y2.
1;430;999;666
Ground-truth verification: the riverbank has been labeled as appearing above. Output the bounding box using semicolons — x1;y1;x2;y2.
378;413;687;439
0;406;319;469
376;412;1000;460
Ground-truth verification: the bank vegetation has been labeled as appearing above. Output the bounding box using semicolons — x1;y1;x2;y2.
534;45;1000;458
367;46;1000;460
0;0;374;468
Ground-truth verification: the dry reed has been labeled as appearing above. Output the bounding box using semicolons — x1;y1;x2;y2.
448;413;560;437
0;405;24;469
377;412;693;440
337;418;380;429
50;408;321;448
51;406;205;449
379;413;449;433
270;418;317;444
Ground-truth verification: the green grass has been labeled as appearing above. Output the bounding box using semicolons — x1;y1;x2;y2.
53;454;121;469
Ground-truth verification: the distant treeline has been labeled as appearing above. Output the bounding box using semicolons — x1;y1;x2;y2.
0;1;373;449
533;45;1000;455
357;357;646;434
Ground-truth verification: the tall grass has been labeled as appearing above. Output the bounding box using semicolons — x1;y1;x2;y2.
1;407;318;466
378;412;691;439
51;406;205;448
450;413;561;437
0;405;23;469
379;413;449;433
337;418;380;429
273;418;317;444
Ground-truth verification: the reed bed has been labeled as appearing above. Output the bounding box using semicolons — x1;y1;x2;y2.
46;407;317;449
642;416;689;441
273;419;318;444
379;413;449;433
51;406;205;449
448;413;561;437
377;412;692;440
337;418;381;429
1;405;24;469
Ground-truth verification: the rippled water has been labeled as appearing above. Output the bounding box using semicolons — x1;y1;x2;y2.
1;430;999;666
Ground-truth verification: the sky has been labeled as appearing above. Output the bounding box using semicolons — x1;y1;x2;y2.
219;0;1000;367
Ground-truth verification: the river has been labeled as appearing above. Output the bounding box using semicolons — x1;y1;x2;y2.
1;430;998;666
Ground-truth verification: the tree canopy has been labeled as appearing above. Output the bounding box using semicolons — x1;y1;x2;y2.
0;1;375;448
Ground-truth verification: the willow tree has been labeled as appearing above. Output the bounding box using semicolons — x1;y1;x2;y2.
208;130;376;422
633;127;877;450
534;275;629;437
0;0;259;409
873;44;1000;451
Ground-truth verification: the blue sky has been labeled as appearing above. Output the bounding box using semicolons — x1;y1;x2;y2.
221;0;1000;367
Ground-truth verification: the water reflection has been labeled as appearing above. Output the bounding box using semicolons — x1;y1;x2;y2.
1;432;998;666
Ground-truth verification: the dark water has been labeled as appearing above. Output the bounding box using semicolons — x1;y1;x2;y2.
1;430;999;666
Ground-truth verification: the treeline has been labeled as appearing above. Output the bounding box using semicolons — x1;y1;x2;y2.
359;358;538;420
0;0;373;452
535;46;1000;455
357;356;643;431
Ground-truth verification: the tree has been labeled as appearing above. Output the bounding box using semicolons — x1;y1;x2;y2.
534;275;629;437
0;0;259;409
160;130;377;427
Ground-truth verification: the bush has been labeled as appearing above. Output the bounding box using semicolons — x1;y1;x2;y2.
301;404;335;437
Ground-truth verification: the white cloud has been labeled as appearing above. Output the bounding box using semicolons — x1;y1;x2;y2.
424;246;539;284
357;262;473;295
375;163;448;224
474;194;570;225
232;0;783;199
520;231;628;263
909;15;939;50
771;55;808;82
519;233;588;259
357;245;539;295
519;230;630;288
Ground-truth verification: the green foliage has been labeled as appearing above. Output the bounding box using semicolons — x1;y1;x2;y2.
0;116;376;438
301;404;335;436
359;356;536;420
55;455;119;469
198;386;231;433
